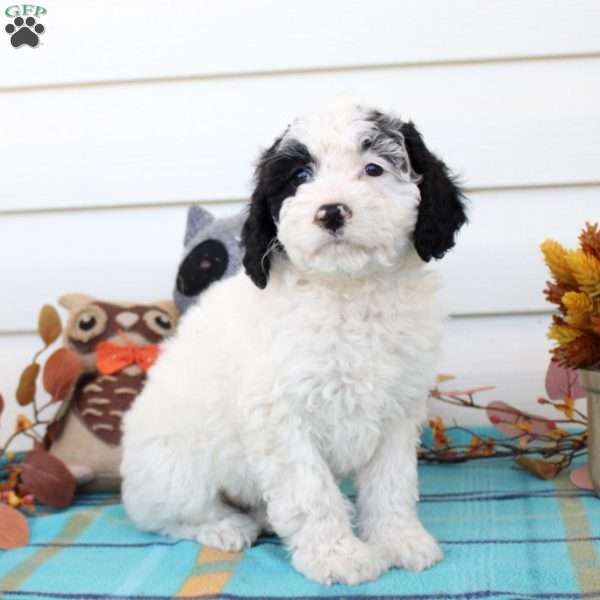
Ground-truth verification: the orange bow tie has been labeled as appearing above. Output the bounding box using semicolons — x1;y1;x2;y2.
96;341;160;375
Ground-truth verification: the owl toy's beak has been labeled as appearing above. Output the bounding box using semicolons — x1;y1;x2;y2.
115;311;139;329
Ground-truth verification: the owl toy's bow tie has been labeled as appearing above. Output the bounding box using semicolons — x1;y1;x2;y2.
96;341;160;375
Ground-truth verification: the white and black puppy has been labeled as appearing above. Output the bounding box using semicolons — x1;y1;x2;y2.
121;100;467;585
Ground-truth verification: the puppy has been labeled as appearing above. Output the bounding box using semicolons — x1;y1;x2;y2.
121;100;467;585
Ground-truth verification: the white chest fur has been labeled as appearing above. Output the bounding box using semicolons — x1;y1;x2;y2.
268;267;442;477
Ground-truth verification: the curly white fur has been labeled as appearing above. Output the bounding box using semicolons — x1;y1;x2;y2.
121;101;451;585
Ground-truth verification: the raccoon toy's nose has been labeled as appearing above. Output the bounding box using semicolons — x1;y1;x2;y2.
314;203;352;232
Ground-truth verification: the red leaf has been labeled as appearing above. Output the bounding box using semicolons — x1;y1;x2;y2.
545;360;585;400
486;400;556;437
20;449;76;508
0;393;4;417
42;348;84;402
0;504;29;549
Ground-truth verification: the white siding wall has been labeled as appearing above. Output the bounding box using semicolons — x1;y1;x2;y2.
1;1;599;447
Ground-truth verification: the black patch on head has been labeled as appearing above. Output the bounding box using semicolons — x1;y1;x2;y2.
242;136;313;288
176;239;229;296
367;110;467;261
364;111;416;177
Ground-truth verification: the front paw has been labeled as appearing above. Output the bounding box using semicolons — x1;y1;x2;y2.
292;535;386;585
368;522;443;572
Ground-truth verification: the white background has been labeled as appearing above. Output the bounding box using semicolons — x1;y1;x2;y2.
1;0;599;448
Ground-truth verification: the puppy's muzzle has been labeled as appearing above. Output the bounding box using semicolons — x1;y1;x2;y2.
314;203;352;233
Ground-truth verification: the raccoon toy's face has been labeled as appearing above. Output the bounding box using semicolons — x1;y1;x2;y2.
173;207;246;315
59;294;178;371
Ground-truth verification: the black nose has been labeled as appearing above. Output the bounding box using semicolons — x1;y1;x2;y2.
314;203;352;232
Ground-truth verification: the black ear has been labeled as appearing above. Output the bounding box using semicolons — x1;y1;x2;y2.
401;122;467;262
241;143;280;289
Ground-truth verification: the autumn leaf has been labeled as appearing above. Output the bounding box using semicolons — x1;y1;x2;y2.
437;386;495;397
38;305;62;346
436;374;455;384
16;363;40;406
42;348;83;402
20;450;76;508
0;392;4;417
487;401;557;437
570;464;594;490
0;504;29;549
545;360;586;400
514;457;561;480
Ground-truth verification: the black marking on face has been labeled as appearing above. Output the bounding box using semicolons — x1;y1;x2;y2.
257;139;314;223
364;110;417;179
176;239;229;296
242;137;314;288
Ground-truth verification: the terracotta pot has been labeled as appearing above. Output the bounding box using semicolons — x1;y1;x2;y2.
579;368;600;496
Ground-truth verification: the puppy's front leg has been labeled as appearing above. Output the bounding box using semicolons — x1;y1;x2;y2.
259;429;385;585
356;421;442;572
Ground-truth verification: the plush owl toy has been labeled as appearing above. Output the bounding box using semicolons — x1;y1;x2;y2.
47;294;178;491
174;206;246;314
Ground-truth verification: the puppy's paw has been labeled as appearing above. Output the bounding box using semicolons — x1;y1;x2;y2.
369;521;442;572
196;513;260;552
292;535;386;585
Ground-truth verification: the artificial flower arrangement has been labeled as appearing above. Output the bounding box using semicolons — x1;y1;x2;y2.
541;222;600;493
421;223;600;492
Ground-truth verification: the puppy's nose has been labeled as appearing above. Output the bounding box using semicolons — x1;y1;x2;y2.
314;203;352;232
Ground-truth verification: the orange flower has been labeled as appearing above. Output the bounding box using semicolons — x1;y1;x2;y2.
15;414;33;432
579;222;600;260
7;491;21;508
554;395;575;419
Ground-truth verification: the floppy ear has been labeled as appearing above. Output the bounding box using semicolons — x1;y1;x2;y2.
241;149;279;289
401;122;467;262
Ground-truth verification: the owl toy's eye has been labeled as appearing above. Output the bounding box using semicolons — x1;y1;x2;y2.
155;315;172;330
143;309;174;337
69;306;107;343
79;315;96;330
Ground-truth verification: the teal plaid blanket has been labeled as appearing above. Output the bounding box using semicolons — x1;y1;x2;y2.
1;435;599;599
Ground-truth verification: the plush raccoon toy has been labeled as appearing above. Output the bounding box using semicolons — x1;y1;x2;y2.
173;206;246;314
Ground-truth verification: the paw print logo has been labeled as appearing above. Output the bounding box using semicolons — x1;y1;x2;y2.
5;16;44;48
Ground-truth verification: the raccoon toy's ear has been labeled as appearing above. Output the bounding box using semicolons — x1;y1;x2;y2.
401;122;467;262
184;206;215;246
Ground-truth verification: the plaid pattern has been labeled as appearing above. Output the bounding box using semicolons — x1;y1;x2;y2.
1;428;599;600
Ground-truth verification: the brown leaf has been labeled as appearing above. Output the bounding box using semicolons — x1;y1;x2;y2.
514;457;562;480
0;392;4;417
0;503;29;549
16;363;40;406
42;348;83;402
20;449;76;508
38;305;62;346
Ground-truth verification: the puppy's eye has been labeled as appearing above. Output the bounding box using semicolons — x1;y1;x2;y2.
291;167;313;187
365;163;384;177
